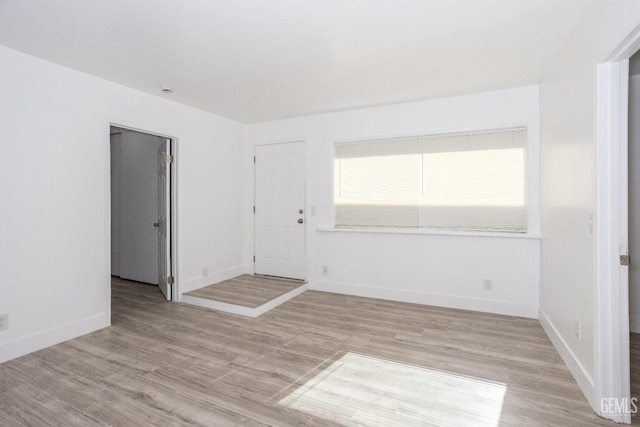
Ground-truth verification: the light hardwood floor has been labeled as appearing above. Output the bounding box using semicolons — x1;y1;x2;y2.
0;278;625;426
184;274;305;308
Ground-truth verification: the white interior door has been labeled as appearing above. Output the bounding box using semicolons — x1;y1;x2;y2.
254;141;306;280
157;139;172;301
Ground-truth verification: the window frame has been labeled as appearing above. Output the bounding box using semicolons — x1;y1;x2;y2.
329;125;539;237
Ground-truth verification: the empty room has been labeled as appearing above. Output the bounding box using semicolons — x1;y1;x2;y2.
2;0;640;425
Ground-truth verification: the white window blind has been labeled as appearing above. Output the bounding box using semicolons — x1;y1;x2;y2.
334;128;528;232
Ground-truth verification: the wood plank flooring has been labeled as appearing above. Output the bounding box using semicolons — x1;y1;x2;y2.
0;278;626;426
184;274;305;308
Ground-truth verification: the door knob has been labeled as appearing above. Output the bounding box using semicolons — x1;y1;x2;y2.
153;222;160;228
298;218;304;224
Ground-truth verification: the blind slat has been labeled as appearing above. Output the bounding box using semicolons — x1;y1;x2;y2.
334;128;528;232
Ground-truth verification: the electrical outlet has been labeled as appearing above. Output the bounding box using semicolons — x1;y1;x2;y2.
575;319;581;340
322;265;328;275
0;313;9;331
483;279;493;291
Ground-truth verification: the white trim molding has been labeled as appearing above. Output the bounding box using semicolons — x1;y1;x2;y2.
539;309;596;407
0;313;107;364
310;279;538;319
181;283;308;317
594;59;632;423
316;226;541;240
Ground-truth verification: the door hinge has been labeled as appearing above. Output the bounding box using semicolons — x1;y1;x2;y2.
253;206;255;213
253;156;256;164
620;255;630;266
167;154;174;163
253;256;255;263
168;275;175;284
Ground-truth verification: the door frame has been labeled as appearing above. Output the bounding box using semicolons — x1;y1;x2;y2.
105;120;179;323
594;24;640;424
253;140;308;281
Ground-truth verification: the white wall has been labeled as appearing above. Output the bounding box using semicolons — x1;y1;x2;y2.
538;0;640;409
0;45;246;363
246;86;541;318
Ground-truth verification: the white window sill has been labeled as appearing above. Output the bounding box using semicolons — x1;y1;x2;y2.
316;226;541;239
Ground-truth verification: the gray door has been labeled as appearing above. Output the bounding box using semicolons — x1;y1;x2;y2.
111;129;163;285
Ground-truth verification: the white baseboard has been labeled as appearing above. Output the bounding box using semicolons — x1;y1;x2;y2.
309;279;538;319
0;313;108;364
538;308;596;410
181;283;308;317
180;265;248;294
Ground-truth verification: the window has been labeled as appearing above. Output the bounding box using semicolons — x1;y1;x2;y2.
334;128;528;232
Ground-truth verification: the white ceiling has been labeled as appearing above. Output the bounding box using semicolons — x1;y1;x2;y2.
0;0;589;123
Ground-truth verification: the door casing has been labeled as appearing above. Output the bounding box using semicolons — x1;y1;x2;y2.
594;24;640;424
104;120;179;325
157;138;172;301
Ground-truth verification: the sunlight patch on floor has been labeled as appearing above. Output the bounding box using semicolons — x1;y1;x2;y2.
279;352;506;426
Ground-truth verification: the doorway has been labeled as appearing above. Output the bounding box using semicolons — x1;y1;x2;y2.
110;126;175;301
254;141;307;280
